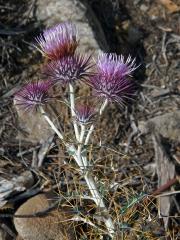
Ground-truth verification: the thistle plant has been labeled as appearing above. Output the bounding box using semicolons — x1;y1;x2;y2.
14;21;138;238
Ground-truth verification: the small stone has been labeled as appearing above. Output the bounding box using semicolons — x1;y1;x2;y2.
140;4;149;12
134;0;141;5
139;110;180;142
14;194;75;240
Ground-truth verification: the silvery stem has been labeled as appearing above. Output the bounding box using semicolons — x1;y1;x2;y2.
77;124;87;168
40;107;64;140
69;83;80;141
78;122;115;237
84;173;115;237
40;106;115;237
85;99;108;146
40;107;83;167
84;124;94;146
99;99;108;116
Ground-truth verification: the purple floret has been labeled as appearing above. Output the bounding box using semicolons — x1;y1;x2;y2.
98;53;138;77
14;80;53;111
43;54;94;85
75;105;96;124
87;53;138;106
36;22;78;60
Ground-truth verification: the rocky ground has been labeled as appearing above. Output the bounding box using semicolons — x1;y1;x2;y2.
0;0;180;239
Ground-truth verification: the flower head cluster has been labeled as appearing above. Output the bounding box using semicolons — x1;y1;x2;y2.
43;53;93;85
15;21;139;116
75;105;96;125
14;80;53;112
87;53;138;106
36;22;78;60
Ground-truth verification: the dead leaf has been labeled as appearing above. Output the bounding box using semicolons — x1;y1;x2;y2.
159;0;180;13
0;171;34;208
152;133;175;229
0;227;9;240
139;111;179;228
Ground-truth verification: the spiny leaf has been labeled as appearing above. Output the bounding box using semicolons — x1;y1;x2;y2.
120;192;147;215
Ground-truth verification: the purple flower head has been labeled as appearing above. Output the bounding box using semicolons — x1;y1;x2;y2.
14;80;53;112
75;105;96;124
43;53;94;85
87;53;138;106
98;53;138;77
36;22;78;60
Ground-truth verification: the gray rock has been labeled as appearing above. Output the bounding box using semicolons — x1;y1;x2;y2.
139;110;180;142
14;194;75;240
36;0;109;55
